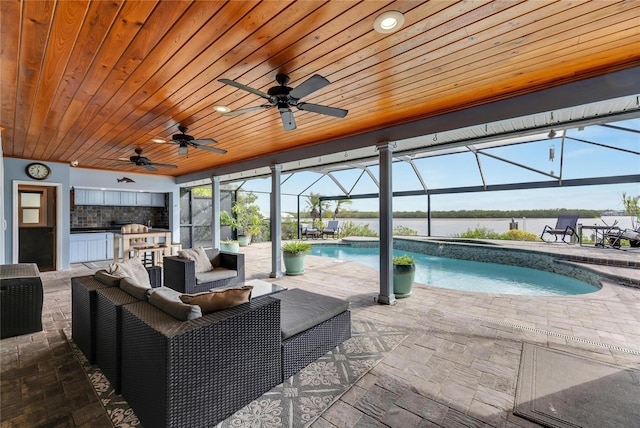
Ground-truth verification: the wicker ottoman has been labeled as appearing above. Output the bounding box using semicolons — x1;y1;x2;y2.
272;289;351;380
0;263;43;339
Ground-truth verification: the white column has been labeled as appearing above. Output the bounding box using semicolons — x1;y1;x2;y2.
270;165;283;278
377;143;396;305
211;176;220;250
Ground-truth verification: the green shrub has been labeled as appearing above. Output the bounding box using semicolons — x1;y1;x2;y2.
500;229;540;241
455;226;544;241
455;226;501;239
393;225;418;236
339;221;379;238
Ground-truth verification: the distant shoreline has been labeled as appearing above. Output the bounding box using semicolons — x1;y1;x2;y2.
291;209;615;219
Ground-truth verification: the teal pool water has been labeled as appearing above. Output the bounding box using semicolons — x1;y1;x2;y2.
309;245;598;296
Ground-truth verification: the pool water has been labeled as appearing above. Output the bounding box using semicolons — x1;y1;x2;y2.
309;245;599;296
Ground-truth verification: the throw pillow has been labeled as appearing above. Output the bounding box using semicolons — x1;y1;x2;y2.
178;247;213;273
94;269;121;287
119;277;152;301
180;285;253;314
108;257;151;288
148;287;202;321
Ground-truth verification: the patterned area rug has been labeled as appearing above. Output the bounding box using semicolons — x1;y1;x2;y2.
66;318;408;428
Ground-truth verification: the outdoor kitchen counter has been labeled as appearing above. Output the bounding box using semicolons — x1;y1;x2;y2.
71;227;169;233
113;229;173;263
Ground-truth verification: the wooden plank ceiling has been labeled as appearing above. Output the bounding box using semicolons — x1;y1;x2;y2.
1;0;639;177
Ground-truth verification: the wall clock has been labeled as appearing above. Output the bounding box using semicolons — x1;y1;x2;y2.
25;162;51;180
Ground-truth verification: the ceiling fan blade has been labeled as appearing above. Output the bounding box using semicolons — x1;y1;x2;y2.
297;102;348;118
279;108;296;131
143;164;157;172
223;105;272;116
290;74;330;99
150;162;178;169
191;138;217;145
195;145;227;154
219;78;271;100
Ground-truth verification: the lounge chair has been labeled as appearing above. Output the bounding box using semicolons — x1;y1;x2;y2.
606;226;640;249
540;214;579;243
300;223;321;239
322;220;340;239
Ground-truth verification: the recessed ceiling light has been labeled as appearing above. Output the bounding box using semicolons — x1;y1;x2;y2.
373;10;405;34
213;105;230;113
152;138;165;143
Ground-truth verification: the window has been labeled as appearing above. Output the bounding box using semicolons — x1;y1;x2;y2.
19;189;46;227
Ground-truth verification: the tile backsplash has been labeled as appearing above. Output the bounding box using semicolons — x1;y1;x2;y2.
71;205;169;228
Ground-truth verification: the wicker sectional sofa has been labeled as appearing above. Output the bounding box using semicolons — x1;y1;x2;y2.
71;270;351;427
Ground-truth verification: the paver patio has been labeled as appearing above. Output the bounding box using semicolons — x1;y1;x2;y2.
1;240;638;427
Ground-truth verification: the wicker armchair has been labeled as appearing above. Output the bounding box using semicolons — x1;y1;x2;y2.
0;263;43;339
163;250;245;294
71;266;161;363
120;297;282;428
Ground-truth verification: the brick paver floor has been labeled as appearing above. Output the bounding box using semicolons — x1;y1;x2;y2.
1;240;638;427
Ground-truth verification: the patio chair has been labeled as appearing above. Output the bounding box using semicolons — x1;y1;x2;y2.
300;223;321;239
606;226;640;249
322;220;340;239
540;214;579;243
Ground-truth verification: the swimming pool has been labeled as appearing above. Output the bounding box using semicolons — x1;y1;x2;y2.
309;245;599;296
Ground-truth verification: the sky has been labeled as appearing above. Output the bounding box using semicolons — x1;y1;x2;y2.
231;118;640;215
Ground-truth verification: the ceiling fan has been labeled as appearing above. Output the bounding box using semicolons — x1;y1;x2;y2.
160;125;227;155
116;148;178;172
218;74;348;130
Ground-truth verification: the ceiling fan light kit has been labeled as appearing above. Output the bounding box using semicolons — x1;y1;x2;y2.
218;73;348;130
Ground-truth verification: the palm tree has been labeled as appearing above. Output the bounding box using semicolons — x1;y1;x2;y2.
305;192;330;222
333;198;352;219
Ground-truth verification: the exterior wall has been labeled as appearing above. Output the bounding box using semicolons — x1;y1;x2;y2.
2;157;180;269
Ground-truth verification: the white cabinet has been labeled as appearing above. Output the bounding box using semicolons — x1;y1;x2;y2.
119;192;136;206
103;191;121;205
136;192;151;206
73;189;165;207
150;193;165;207
74;189;103;205
70;233;110;262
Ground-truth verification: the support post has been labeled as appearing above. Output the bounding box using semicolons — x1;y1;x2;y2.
427;193;431;237
212;177;220;250
270;165;283;278
377;143;396;305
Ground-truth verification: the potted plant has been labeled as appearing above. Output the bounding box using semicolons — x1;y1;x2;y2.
232;191;264;246
392;254;415;298
220;238;240;253
282;241;311;276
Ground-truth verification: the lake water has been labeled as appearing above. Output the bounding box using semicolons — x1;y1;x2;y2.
338;216;631;237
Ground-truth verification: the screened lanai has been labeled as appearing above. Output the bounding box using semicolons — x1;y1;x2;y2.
179;94;639;303
181;98;639;241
